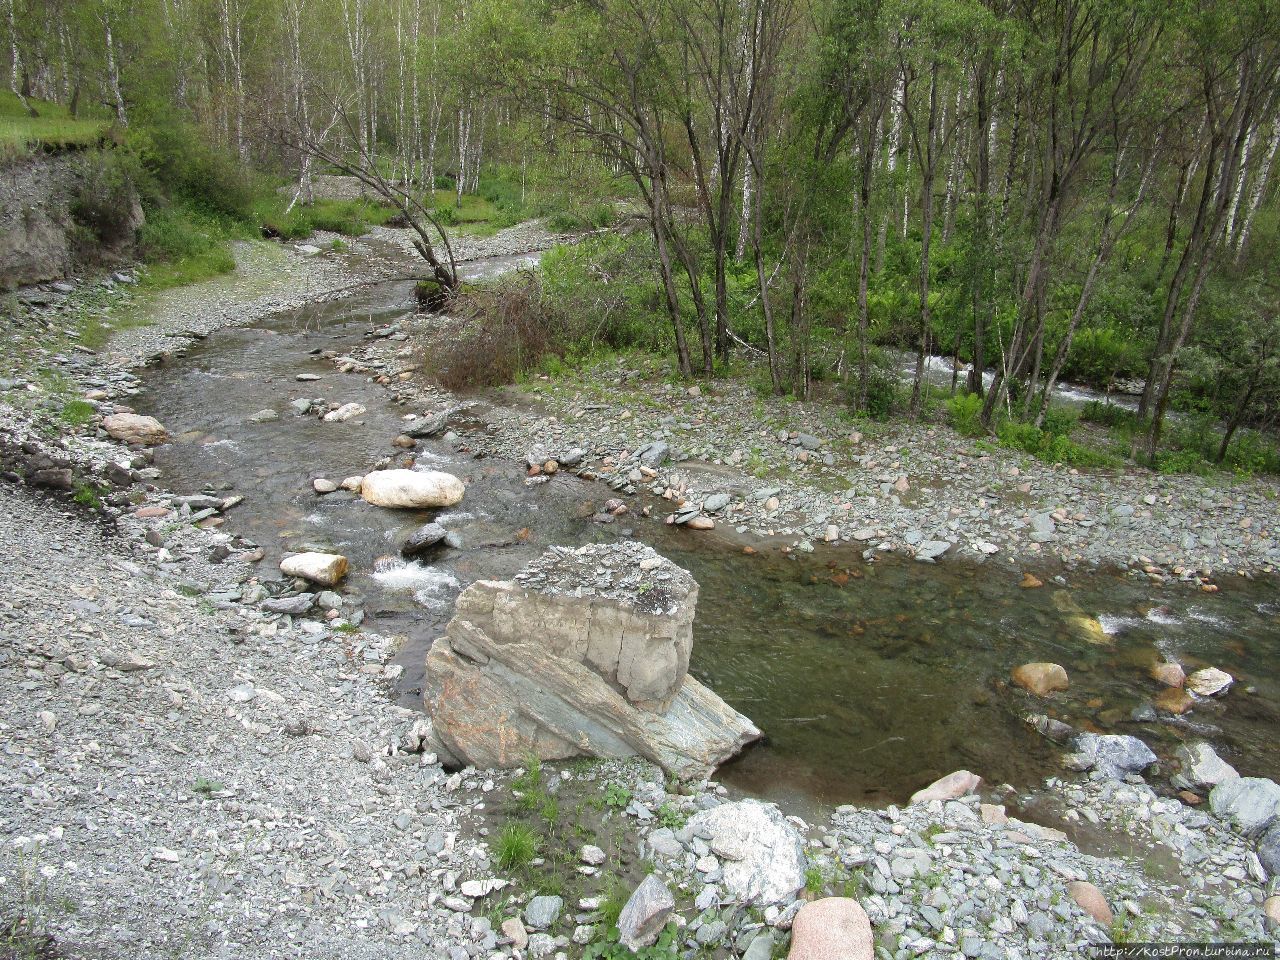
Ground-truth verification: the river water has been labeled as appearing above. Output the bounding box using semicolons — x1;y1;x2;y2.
134;271;1280;814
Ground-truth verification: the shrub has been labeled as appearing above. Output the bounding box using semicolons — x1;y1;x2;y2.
1062;325;1148;388
848;370;900;421
420;275;552;390
133;120;256;220
1221;430;1280;475
996;420;1118;469
1153;448;1214;476
1081;399;1138;430
946;391;985;437
1039;405;1078;438
70;150;142;245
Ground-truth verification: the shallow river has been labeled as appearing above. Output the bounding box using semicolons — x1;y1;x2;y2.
135;272;1280;814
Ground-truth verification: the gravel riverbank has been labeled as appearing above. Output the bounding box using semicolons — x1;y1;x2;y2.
2;227;1279;958
351;335;1280;583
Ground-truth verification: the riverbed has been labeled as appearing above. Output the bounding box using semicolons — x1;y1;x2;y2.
129;268;1280;816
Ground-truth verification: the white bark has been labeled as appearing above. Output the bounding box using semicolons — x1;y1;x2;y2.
103;10;127;126
1224;124;1256;242
342;0;369;153
1236;122;1279;256
7;0;20;95
409;0;422;185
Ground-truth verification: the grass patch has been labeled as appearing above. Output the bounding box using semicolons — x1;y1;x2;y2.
254;195;398;240
191;777;226;797
135;202;242;291
58;399;94;427
72;481;105;509
495;822;539;871
0;91;110;157
995;419;1120;470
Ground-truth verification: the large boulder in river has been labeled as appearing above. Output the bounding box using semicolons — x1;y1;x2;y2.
103;413;168;446
280;551;348;587
423;542;760;779
1176;742;1239;789
361;468;464;508
686;799;807;905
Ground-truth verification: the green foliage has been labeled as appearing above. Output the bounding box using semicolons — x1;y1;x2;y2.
539;793;560;827
136;202;239;290
69;149;143;246
946;392;985;437
58;399;94;427
72;481;104;509
1080;400;1137;429
602;783;632;810
191;777;225;796
131;119;257;221
995;420;1119;470
254;197;397;240
513;757;548;813
655;803;686;830
584;924;681;959
804;865;825;894
495;822;538;870
849;370;900;421
1059;324;1149;389
596;876;629;931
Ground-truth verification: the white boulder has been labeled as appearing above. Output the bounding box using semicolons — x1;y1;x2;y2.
1187;667;1233;697
1210;777;1280;834
280;552;349;587
324;402;366;422
686;799;806;905
360;469;464;508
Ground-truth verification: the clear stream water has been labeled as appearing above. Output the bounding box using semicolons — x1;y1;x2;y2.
135;272;1280;815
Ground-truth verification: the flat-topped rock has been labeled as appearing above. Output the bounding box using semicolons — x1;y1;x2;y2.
424;542;759;778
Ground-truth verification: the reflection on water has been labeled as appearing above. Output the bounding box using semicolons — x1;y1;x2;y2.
136;279;1280;815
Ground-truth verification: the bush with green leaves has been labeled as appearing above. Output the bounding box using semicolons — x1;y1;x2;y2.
70;149;143;246
946;391;985;437
995;420;1118;469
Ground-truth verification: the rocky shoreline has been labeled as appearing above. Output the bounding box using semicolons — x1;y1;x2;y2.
338;320;1279;584
2;226;1279;958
